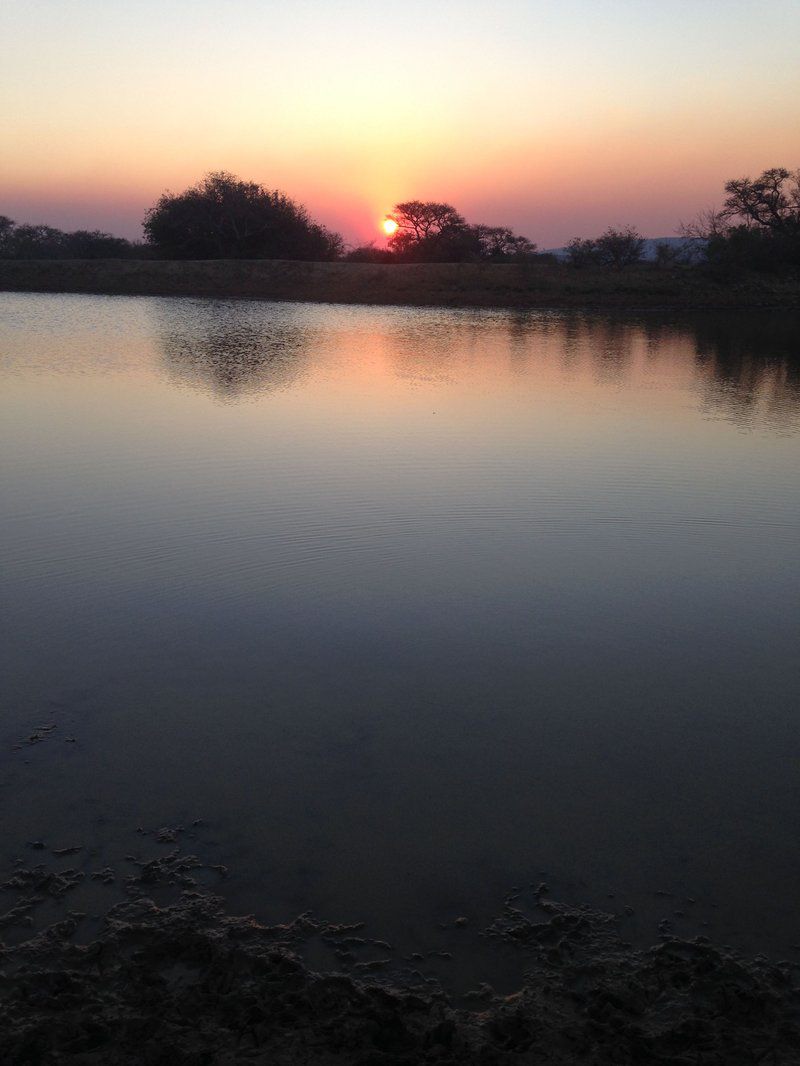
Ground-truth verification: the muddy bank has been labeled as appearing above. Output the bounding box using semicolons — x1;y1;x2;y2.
1;258;799;309
2;838;799;1064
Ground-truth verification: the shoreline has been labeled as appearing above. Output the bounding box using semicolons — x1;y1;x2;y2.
3;831;800;1064
2;258;800;310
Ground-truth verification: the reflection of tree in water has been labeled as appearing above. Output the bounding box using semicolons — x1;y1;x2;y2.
386;309;638;385
565;315;636;383
155;300;800;429
382;308;800;433
683;313;800;432
520;311;800;432
156;301;310;400
387;310;491;384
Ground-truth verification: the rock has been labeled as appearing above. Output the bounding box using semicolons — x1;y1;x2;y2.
90;868;115;884
2;845;799;1064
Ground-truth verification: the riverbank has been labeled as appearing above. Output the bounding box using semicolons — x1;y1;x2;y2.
3;834;799;1064
1;258;799;309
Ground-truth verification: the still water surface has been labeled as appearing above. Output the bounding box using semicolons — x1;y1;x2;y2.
1;293;799;975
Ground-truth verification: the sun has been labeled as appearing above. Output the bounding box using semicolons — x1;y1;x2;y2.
382;217;398;236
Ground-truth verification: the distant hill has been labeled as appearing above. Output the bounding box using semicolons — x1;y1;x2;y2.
545;236;704;261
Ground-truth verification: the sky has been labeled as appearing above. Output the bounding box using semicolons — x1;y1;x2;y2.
1;0;799;248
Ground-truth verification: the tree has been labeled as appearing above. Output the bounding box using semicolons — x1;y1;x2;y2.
652;240;703;268
595;226;645;268
681;167;800;273
63;230;137;258
387;200;467;260
3;224;67;259
143;172;343;261
567;227;645;269
471;225;537;260
388;200;466;242
680;206;731;242
722;167;800;236
0;215;14;254
386;201;536;262
566;236;601;268
0;219;139;260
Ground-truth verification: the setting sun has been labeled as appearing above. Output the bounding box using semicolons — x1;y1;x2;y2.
382;217;398;236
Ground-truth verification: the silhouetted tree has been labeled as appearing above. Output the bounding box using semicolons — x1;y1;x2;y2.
0;218;139;259
680;207;730;242
652;240;703;268
0;215;14;254
143;172;343;261
722;168;800;236
595;226;645;268
471;225;537;260
680;167;800;273
387;201;467;260
344;243;395;263
63;229;137;258
5;224;67;259
567;227;645;269
565;237;600;268
386;201;535;262
389;201;465;242
707;225;799;273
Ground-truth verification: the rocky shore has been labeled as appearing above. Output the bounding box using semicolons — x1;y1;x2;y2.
2;834;799;1065
1;258;799;310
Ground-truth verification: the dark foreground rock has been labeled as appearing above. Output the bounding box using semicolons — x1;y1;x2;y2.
2;848;800;1065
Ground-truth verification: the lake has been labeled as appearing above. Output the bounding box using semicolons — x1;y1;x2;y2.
1;292;799;986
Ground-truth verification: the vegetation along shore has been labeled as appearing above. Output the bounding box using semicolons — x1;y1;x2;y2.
2;258;800;310
2;167;798;309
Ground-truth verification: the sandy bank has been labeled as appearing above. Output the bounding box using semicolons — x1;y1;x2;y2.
1;258;799;310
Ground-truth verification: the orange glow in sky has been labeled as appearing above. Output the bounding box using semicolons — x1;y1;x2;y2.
1;1;798;247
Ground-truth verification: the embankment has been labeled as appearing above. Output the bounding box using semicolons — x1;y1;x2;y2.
1;258;799;309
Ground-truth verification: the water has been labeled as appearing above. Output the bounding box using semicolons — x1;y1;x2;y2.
1;292;799;981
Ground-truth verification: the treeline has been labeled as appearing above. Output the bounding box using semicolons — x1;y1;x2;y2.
0;216;141;259
140;175;537;264
565;168;800;273
1;167;797;274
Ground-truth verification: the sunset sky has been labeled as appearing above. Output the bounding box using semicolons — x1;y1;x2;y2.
2;0;798;248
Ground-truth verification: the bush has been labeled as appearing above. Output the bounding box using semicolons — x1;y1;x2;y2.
705;226;800;274
344;243;395;263
567;227;645;269
652;240;705;269
143;172;343;261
